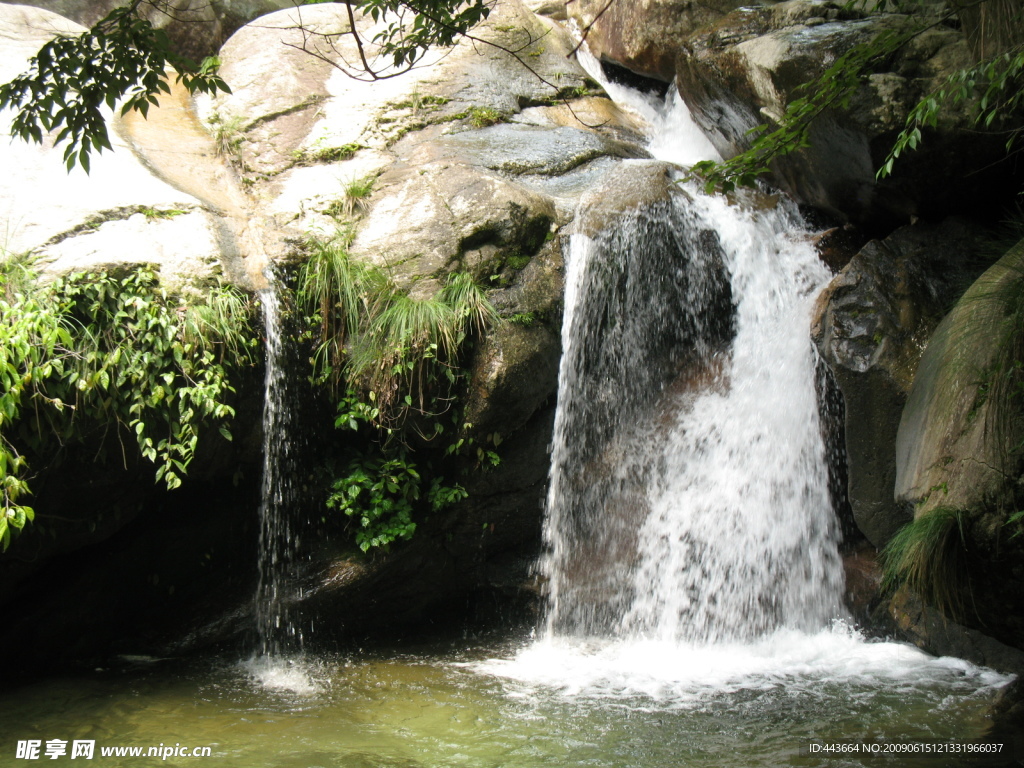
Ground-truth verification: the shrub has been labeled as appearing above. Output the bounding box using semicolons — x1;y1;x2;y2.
297;239;500;550
0;258;255;551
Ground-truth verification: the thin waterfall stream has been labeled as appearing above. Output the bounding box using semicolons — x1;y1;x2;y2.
244;279;325;696
250;281;310;683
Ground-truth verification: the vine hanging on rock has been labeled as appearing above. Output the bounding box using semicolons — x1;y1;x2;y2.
0;257;256;551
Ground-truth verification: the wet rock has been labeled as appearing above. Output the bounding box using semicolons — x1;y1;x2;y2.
895;238;1024;516
189;0;655;640
883;586;1024;675
812;225;868;274
842;545;882;625
989;677;1024;742
812;219;987;547
886;239;1024;653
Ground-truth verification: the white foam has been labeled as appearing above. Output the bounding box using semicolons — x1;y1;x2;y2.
242;655;320;696
474;624;1012;706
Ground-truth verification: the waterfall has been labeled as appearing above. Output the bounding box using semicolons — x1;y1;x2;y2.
254;281;304;658
542;57;845;643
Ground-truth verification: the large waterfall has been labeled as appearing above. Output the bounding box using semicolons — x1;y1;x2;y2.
541;60;845;644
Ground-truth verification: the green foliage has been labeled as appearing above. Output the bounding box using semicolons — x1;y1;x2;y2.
690;1;1024;193
689;26;912;194
467;106;504;128
879;44;1024;178
297;238;500;551
0;259;255;550
362;0;493;70
1007;508;1024;537
208;112;247;167
507;312;537;326
140;206;186;221
0;0;509;171
294;142;364;166
882;506;969;618
328;176;377;219
0;2;229;172
325;415;468;552
312;143;363;163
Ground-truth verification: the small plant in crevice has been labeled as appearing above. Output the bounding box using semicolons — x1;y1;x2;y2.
0;258;257;551
326;175;377;220
294;141;364;166
208;112;247;168
881;506;970;619
467;106;504;128
296;238;501;552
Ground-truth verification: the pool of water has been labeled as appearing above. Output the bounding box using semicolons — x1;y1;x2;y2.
0;625;1013;768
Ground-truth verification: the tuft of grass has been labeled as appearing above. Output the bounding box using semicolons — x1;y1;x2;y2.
208;113;247;166
467;106;504;128
297;239;499;426
298;237;392;357
393;93;450;113
882;506;969;619
181;284;257;363
438;271;501;338
327;175;377;219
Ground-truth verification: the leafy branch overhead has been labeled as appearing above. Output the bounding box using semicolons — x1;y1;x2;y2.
690;0;1024;194
0;1;229;172
0;0;599;170
0;0;497;170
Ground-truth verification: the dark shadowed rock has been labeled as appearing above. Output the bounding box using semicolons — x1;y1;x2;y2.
895;238;1024;516
883;586;1024;675
812;219;987;547
0;0;292;58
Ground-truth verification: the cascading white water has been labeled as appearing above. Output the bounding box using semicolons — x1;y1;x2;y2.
254;282;304;659
475;54;1013;704
618;192;845;642
540;53;845;643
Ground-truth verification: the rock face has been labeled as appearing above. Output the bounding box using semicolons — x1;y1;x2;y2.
812;219;986;547
895;240;1024;516
675;0;1022;228
884;586;1024;674
567;0;762;81
0;5;263;293
883;240;1024;655
195;1;655;637
567;0;1021;228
